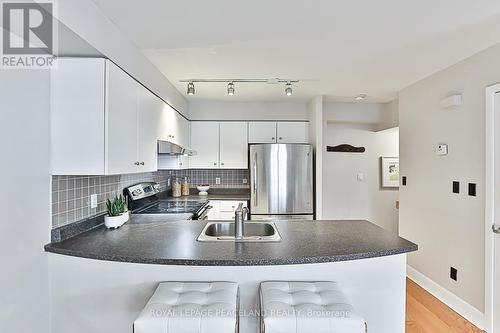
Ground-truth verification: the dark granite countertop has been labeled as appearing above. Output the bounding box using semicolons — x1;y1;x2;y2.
45;217;417;266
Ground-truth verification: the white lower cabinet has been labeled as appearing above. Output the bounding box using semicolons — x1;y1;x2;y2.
207;200;248;220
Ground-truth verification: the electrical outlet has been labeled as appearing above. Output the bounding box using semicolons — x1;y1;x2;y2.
167;178;171;187
450;267;458;281
436;144;448;156
90;194;98;209
468;183;477;197
242;178;248;184
215;177;221;185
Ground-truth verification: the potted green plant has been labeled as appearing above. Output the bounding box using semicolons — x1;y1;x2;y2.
104;195;129;229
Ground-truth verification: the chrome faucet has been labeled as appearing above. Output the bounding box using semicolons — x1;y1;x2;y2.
234;203;248;240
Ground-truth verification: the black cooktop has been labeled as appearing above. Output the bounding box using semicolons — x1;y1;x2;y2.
140;200;208;214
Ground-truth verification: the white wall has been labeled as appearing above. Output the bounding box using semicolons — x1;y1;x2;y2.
188;100;308;120
399;43;500;314
0;69;51;333
322;123;399;234
54;0;188;117
323;101;398;130
307;96;324;218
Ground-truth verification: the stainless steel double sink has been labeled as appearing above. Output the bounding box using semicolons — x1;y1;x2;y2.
197;221;281;242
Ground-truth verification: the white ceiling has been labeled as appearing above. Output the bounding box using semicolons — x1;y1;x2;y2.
92;0;500;102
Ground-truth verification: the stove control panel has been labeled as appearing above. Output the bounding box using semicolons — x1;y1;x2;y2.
126;182;161;201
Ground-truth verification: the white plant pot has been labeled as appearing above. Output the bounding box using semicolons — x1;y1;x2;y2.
104;213;128;229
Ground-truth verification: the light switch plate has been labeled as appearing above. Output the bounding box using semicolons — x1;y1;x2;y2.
215;177;221;185
436;144;448;155
90;194;98;208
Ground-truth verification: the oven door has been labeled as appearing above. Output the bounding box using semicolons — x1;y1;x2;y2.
195;204;213;220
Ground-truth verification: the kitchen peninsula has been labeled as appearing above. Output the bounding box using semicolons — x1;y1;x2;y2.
45;218;416;333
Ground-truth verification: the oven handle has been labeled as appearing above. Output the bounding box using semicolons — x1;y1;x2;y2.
198;205;213;220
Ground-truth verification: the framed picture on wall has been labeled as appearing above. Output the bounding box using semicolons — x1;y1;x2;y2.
381;157;400;188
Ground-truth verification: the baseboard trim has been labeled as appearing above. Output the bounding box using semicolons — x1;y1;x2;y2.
406;265;485;331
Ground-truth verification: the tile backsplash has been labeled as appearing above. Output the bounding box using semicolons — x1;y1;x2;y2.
51;168;249;228
170;169;249;189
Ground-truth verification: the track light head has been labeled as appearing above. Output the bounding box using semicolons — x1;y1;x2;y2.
227;82;235;96
187;82;195;95
285;82;292;96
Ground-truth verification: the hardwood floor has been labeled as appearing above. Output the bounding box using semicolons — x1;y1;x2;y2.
406;278;483;333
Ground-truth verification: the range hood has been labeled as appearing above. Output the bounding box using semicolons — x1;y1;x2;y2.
157;140;197;156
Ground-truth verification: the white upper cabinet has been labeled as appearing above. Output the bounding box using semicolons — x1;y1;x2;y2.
51;58;161;175
137;84;161;172
219;122;248;169
51;58;106;175
159;103;180;144
248;122;277;143
276;122;309;143
106;61;140;174
248;121;309;144
190;122;220;169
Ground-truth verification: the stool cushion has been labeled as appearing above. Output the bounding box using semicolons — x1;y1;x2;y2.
260;282;365;333
134;282;238;333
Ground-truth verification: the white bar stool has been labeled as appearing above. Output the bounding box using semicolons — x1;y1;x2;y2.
259;281;366;333
134;282;239;333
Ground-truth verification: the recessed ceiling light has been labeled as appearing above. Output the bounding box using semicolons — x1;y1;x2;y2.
187;82;195;95
285;82;292;96
355;94;367;101
227;82;235;96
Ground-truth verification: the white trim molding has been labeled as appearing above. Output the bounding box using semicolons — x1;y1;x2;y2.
407;265;485;330
485;83;500;333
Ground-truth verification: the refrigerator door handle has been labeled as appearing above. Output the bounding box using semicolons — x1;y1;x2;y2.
253;151;258;207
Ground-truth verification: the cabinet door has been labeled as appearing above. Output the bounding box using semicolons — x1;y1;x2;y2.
158;103;178;143
206;201;220;220
51;58;106;175
219;122;248;169
106;61;139;174
276;122;309;143
177;116;190;169
248;122;277;143
137;85;161;172
190;122;220;168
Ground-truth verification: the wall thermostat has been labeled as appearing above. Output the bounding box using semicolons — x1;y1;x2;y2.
436;144;448;156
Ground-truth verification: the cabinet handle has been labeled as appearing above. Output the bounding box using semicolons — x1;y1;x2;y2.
134;162;140;166
140;162;145;166
179;162;183;166
272;137;275;140
279;137;283;140
214;162;217;166
221;162;225;166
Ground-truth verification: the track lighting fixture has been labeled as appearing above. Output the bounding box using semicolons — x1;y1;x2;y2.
285;82;292;96
227;82;235;96
180;78;310;96
187;82;195;95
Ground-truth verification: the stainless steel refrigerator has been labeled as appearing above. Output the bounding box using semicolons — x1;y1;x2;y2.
249;143;314;220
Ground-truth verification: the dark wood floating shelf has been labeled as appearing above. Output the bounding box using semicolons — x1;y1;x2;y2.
327;144;366;153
